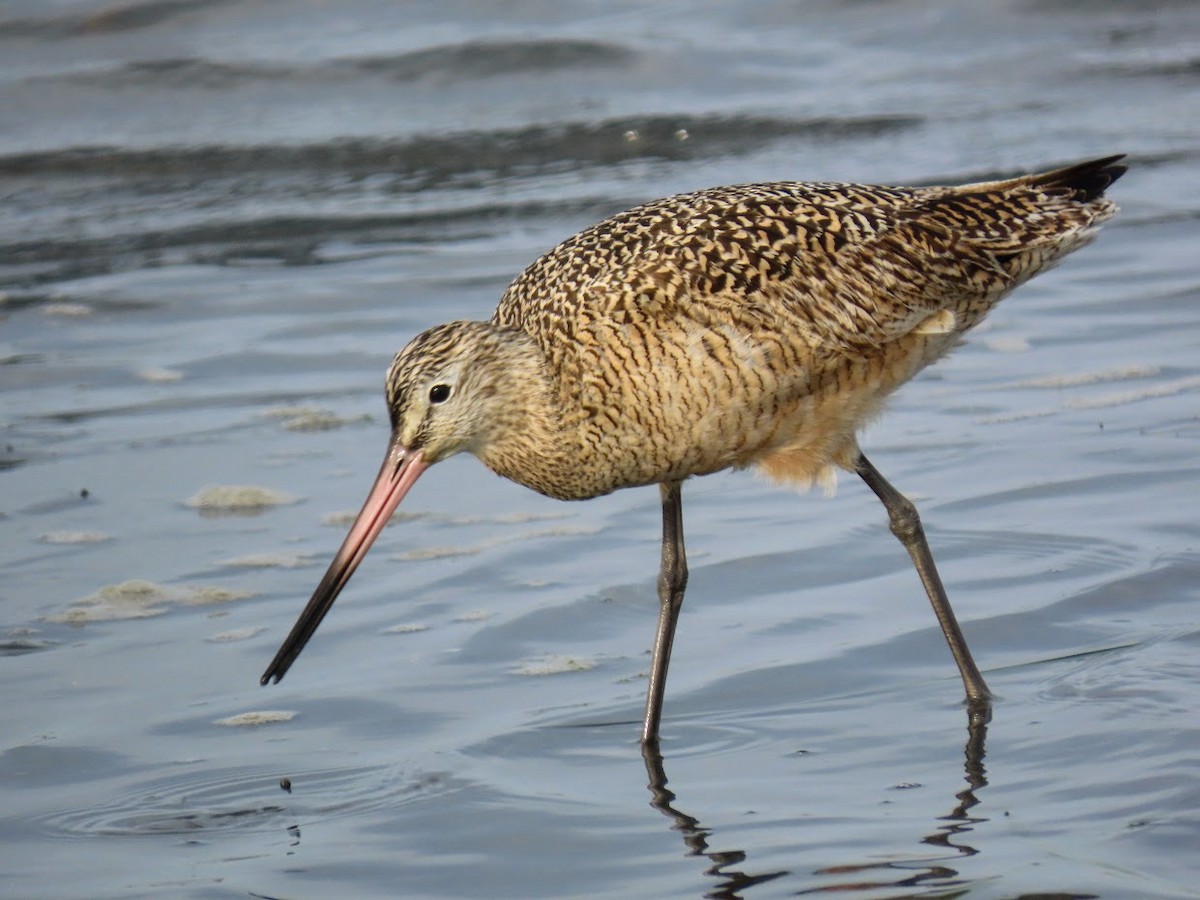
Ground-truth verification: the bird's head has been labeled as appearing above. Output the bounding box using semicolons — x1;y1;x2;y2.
259;319;545;686
384;320;516;465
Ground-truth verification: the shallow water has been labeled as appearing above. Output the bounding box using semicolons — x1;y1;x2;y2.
2;1;1199;897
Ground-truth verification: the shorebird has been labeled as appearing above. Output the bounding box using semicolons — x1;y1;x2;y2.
261;155;1125;745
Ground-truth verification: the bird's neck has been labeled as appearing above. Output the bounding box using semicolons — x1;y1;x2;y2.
471;329;589;501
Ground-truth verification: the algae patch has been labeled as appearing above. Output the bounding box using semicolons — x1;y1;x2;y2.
49;580;253;624
213;710;297;727
185;484;299;515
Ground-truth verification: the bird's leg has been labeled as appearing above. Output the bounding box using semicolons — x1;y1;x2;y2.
643;481;689;745
854;452;993;710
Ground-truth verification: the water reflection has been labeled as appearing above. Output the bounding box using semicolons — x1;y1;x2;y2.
642;710;991;898
642;740;788;898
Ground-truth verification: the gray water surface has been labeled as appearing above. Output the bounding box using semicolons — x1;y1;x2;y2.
2;1;1199;898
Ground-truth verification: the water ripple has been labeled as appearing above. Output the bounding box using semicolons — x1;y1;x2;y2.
36;762;459;838
0;0;240;38
0;112;922;179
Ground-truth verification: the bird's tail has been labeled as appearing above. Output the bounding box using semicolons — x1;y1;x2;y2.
1024;154;1128;204
942;155;1127;290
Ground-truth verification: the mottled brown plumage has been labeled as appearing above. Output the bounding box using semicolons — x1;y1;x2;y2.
265;155;1126;745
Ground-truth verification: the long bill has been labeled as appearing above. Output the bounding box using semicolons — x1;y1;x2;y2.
260;434;429;686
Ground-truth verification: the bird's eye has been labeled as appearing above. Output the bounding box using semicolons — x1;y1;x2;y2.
428;384;451;404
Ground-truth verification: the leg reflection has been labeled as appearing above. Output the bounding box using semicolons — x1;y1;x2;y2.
807;709;990;893
922;709;989;856
640;709;990;897
642;743;789;898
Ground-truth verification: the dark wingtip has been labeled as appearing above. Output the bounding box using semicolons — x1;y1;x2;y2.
1037;154;1127;202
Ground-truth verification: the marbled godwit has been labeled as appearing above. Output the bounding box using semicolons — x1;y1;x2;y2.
261;155;1125;744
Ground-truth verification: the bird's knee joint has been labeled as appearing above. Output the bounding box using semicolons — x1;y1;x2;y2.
887;497;923;542
658;564;688;605
659;571;688;596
